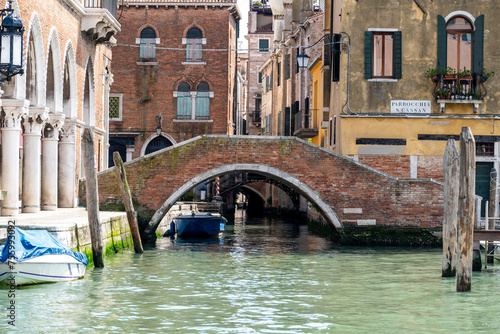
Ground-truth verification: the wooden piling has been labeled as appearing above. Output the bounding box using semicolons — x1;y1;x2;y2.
487;169;497;263
82;128;104;268
113;152;143;254
442;139;459;277
457;127;475;292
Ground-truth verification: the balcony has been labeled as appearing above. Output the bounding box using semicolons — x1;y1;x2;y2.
250;109;261;125
431;73;488;113
82;0;121;43
293;109;318;139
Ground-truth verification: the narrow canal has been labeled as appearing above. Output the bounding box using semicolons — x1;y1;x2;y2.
2;211;500;333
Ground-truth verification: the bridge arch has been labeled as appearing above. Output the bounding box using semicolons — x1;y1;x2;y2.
144;163;343;236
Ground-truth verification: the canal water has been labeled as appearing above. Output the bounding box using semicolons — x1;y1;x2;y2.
2;211;500;333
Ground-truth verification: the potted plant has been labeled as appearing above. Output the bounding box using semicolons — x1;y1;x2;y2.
457;67;472;78
435;85;450;99
481;68;495;82
252;1;263;8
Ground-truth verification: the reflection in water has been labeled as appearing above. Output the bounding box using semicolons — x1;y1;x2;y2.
1;210;500;333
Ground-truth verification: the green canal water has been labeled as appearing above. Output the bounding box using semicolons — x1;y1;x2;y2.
2;212;500;333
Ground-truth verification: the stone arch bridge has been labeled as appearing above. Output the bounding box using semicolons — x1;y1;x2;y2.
92;135;444;237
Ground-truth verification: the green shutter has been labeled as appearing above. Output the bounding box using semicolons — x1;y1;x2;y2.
393;31;402;79
364;31;372;79
437;15;447;72
472;15;484;74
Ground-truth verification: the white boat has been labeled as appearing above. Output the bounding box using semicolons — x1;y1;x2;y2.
0;228;88;286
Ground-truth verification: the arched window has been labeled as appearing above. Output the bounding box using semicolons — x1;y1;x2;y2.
177;82;191;119
145;136;173;155
186;27;203;62
196;82;210;120
140;27;157;61
446;16;473;72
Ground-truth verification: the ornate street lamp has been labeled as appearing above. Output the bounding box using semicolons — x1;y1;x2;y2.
297;52;310;69
0;0;24;84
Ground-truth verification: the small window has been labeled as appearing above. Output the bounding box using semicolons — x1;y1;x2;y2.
258;72;262;84
186;27;203;62
365;30;402;80
284;54;290;80
140;27;156;61
295;47;300;74
109;93;122;121
277;62;281;87
259;39;269;52
476;142;494;157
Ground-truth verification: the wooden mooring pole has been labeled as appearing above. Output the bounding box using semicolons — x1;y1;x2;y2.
457;127;475;292
82;128;104;268
113;152;143;254
442;139;459;277
487;169;497;264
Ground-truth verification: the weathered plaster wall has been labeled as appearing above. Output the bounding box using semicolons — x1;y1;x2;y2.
340;0;500;115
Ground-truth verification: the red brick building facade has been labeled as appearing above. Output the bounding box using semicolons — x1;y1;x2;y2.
109;0;240;165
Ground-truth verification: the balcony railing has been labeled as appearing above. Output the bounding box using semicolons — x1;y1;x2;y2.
250;110;261;124
293;109;318;139
432;74;488;100
84;0;117;18
432;73;488;113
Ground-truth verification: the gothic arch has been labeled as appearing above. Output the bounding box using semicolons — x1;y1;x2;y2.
144;163;342;235
136;23;160;38
46;28;63;113
62;41;78;119
173;76;194;91
183;23;205;38
82;56;96;126
23;11;46;106
193;74;214;89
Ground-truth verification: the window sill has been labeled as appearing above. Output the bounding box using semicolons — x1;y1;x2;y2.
136;61;158;66
367;78;398;82
110;118;122;122
182;62;206;66
173;119;213;123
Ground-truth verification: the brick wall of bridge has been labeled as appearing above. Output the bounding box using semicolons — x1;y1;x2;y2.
88;136;444;230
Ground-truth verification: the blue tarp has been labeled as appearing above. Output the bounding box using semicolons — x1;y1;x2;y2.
0;227;88;265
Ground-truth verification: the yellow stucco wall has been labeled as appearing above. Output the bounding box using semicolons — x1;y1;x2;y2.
310;59;325;146
341;114;500;156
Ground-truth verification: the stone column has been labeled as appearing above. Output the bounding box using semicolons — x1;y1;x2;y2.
58;120;77;208
103;71;114;169
190;91;197;120
21;107;48;213
0;98;29;216
126;145;134;162
41;113;64;211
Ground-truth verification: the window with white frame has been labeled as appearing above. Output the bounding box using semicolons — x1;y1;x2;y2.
109;93;123;121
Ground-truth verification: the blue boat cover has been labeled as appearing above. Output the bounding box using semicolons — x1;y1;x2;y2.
0;228;88;265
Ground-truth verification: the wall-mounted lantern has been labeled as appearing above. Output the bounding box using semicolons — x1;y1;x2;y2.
0;0;24;84
156;115;162;135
